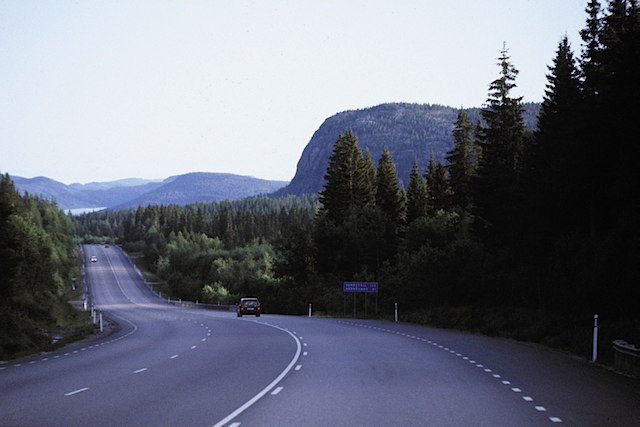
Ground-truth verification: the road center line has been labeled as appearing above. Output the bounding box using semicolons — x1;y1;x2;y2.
211;322;301;427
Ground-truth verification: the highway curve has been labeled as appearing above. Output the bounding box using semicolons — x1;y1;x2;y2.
0;244;638;426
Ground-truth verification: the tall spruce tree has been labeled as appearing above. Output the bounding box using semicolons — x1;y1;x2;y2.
528;36;584;243
425;156;451;214
318;130;373;224
596;0;640;315
599;0;640;215
315;131;381;278
375;148;403;261
405;162;428;223
580;0;604;97
375;148;402;225
446;109;479;210
474;44;527;246
363;149;377;205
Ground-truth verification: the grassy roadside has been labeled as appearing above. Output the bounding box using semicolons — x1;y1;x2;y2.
125;251;172;297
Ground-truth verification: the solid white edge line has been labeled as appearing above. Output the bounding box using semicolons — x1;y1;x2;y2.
211;322;301;427
64;387;89;396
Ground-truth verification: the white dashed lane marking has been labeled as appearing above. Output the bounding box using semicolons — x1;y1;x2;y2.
338;320;564;424
64;387;89;397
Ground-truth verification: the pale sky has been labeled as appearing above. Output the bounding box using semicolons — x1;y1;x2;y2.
1;0;588;184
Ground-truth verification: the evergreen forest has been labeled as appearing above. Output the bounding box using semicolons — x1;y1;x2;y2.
3;0;638;360
0;175;88;359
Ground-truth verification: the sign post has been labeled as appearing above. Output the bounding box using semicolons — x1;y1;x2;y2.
343;282;378;318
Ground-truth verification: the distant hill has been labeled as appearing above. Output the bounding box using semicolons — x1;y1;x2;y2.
11;176;99;209
276;102;540;196
12;173;288;211
111;173;289;209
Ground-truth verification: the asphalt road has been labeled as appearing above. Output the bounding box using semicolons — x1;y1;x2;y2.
1;244;638;426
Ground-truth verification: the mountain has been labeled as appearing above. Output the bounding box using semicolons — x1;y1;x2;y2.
12;173;288;210
12;102;539;207
68;177;165;191
11;176;99;209
111;173;288;209
276;102;540;196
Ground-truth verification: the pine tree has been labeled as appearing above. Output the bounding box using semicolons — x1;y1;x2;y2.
599;0;640;213
375;148;403;260
425;156;451;214
319;130;373;223
405;162;428;223
446;109;479;210
362;149;377;206
375;148;402;225
596;0;640;316
577;0;640;241
474;44;527;246
580;0;604;98
522;35;584;267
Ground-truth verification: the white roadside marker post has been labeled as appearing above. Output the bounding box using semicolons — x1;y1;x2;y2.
592;314;599;363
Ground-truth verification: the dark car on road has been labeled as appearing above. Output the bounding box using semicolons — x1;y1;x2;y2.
237;297;261;317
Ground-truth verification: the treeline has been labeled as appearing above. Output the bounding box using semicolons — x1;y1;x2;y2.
324;0;639;318
75;1;639;329
0;174;81;359
313;0;640;321
74;195;319;308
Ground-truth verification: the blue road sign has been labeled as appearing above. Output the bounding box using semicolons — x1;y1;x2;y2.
343;282;378;293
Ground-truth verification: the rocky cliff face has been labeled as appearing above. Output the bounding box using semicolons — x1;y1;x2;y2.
276;102;539;196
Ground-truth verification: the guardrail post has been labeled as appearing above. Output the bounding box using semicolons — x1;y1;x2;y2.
394;302;398;322
308;303;312;318
99;310;103;332
613;340;640;378
592;314;599;362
